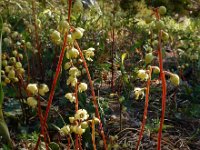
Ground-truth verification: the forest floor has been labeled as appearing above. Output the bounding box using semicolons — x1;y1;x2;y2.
101;84;200;150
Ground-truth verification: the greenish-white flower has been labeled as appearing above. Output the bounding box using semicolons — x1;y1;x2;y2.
170;74;180;86
69;67;81;77
74;109;89;121
137;69;149;81
65;93;76;103
27;97;38;108
83;48;95;61
60;125;70;136
72;27;85;40
38;84;49;96
78;83;87;93
67;76;77;87
133;87;145;100
27;83;38;95
66;47;79;59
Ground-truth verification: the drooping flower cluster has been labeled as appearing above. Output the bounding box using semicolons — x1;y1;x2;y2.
1;51;24;86
49;20;98;137
26;83;49;108
59;109;100;136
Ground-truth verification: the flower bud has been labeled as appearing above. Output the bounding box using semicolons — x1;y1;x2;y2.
64;62;72;70
17;68;25;74
93;117;100;125
38;84;49;96
51;30;61;44
12;50;18;56
78;83;87;92
73;0;83;13
5;66;12;73
4;77;11;84
60;125;70;136
18;54;23;60
144;16;154;24
170;74;180;86
75;126;85;135
65;93;75;103
2;60;8;67
9;57;16;64
81;121;88;129
145;53;154;64
153;66;160;74
15;62;22;68
58;20;70;33
66;47;79;59
8;70;15;79
158;6;167;15
161;31;169;41
3;38;12;46
12;77;19;83
69;117;75;123
67;34;74;44
72;27;84;40
2;26;11;34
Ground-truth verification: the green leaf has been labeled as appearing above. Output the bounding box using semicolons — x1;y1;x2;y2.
0;118;12;146
121;53;127;65
0;83;4;106
49;142;60;150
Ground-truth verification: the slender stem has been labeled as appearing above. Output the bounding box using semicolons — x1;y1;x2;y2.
0;16;3;83
157;27;167;150
32;0;44;80
92;120;97;150
36;95;48;149
35;0;73;147
136;67;152;150
75;83;79;149
68;0;72;23
111;27;115;92
74;41;107;150
23;45;31;83
67;136;71;150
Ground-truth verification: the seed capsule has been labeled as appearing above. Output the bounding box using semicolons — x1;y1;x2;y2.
158;6;167;15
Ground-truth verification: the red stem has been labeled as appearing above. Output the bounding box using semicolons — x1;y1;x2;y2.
157;25;167;150
68;0;72;23
35;0;73;145
136;68;152;150
92;120;97;150
74;41;107;150
111;27;115;92
37;95;49;150
32;0;44;80
75;83;79;149
67;136;71;150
